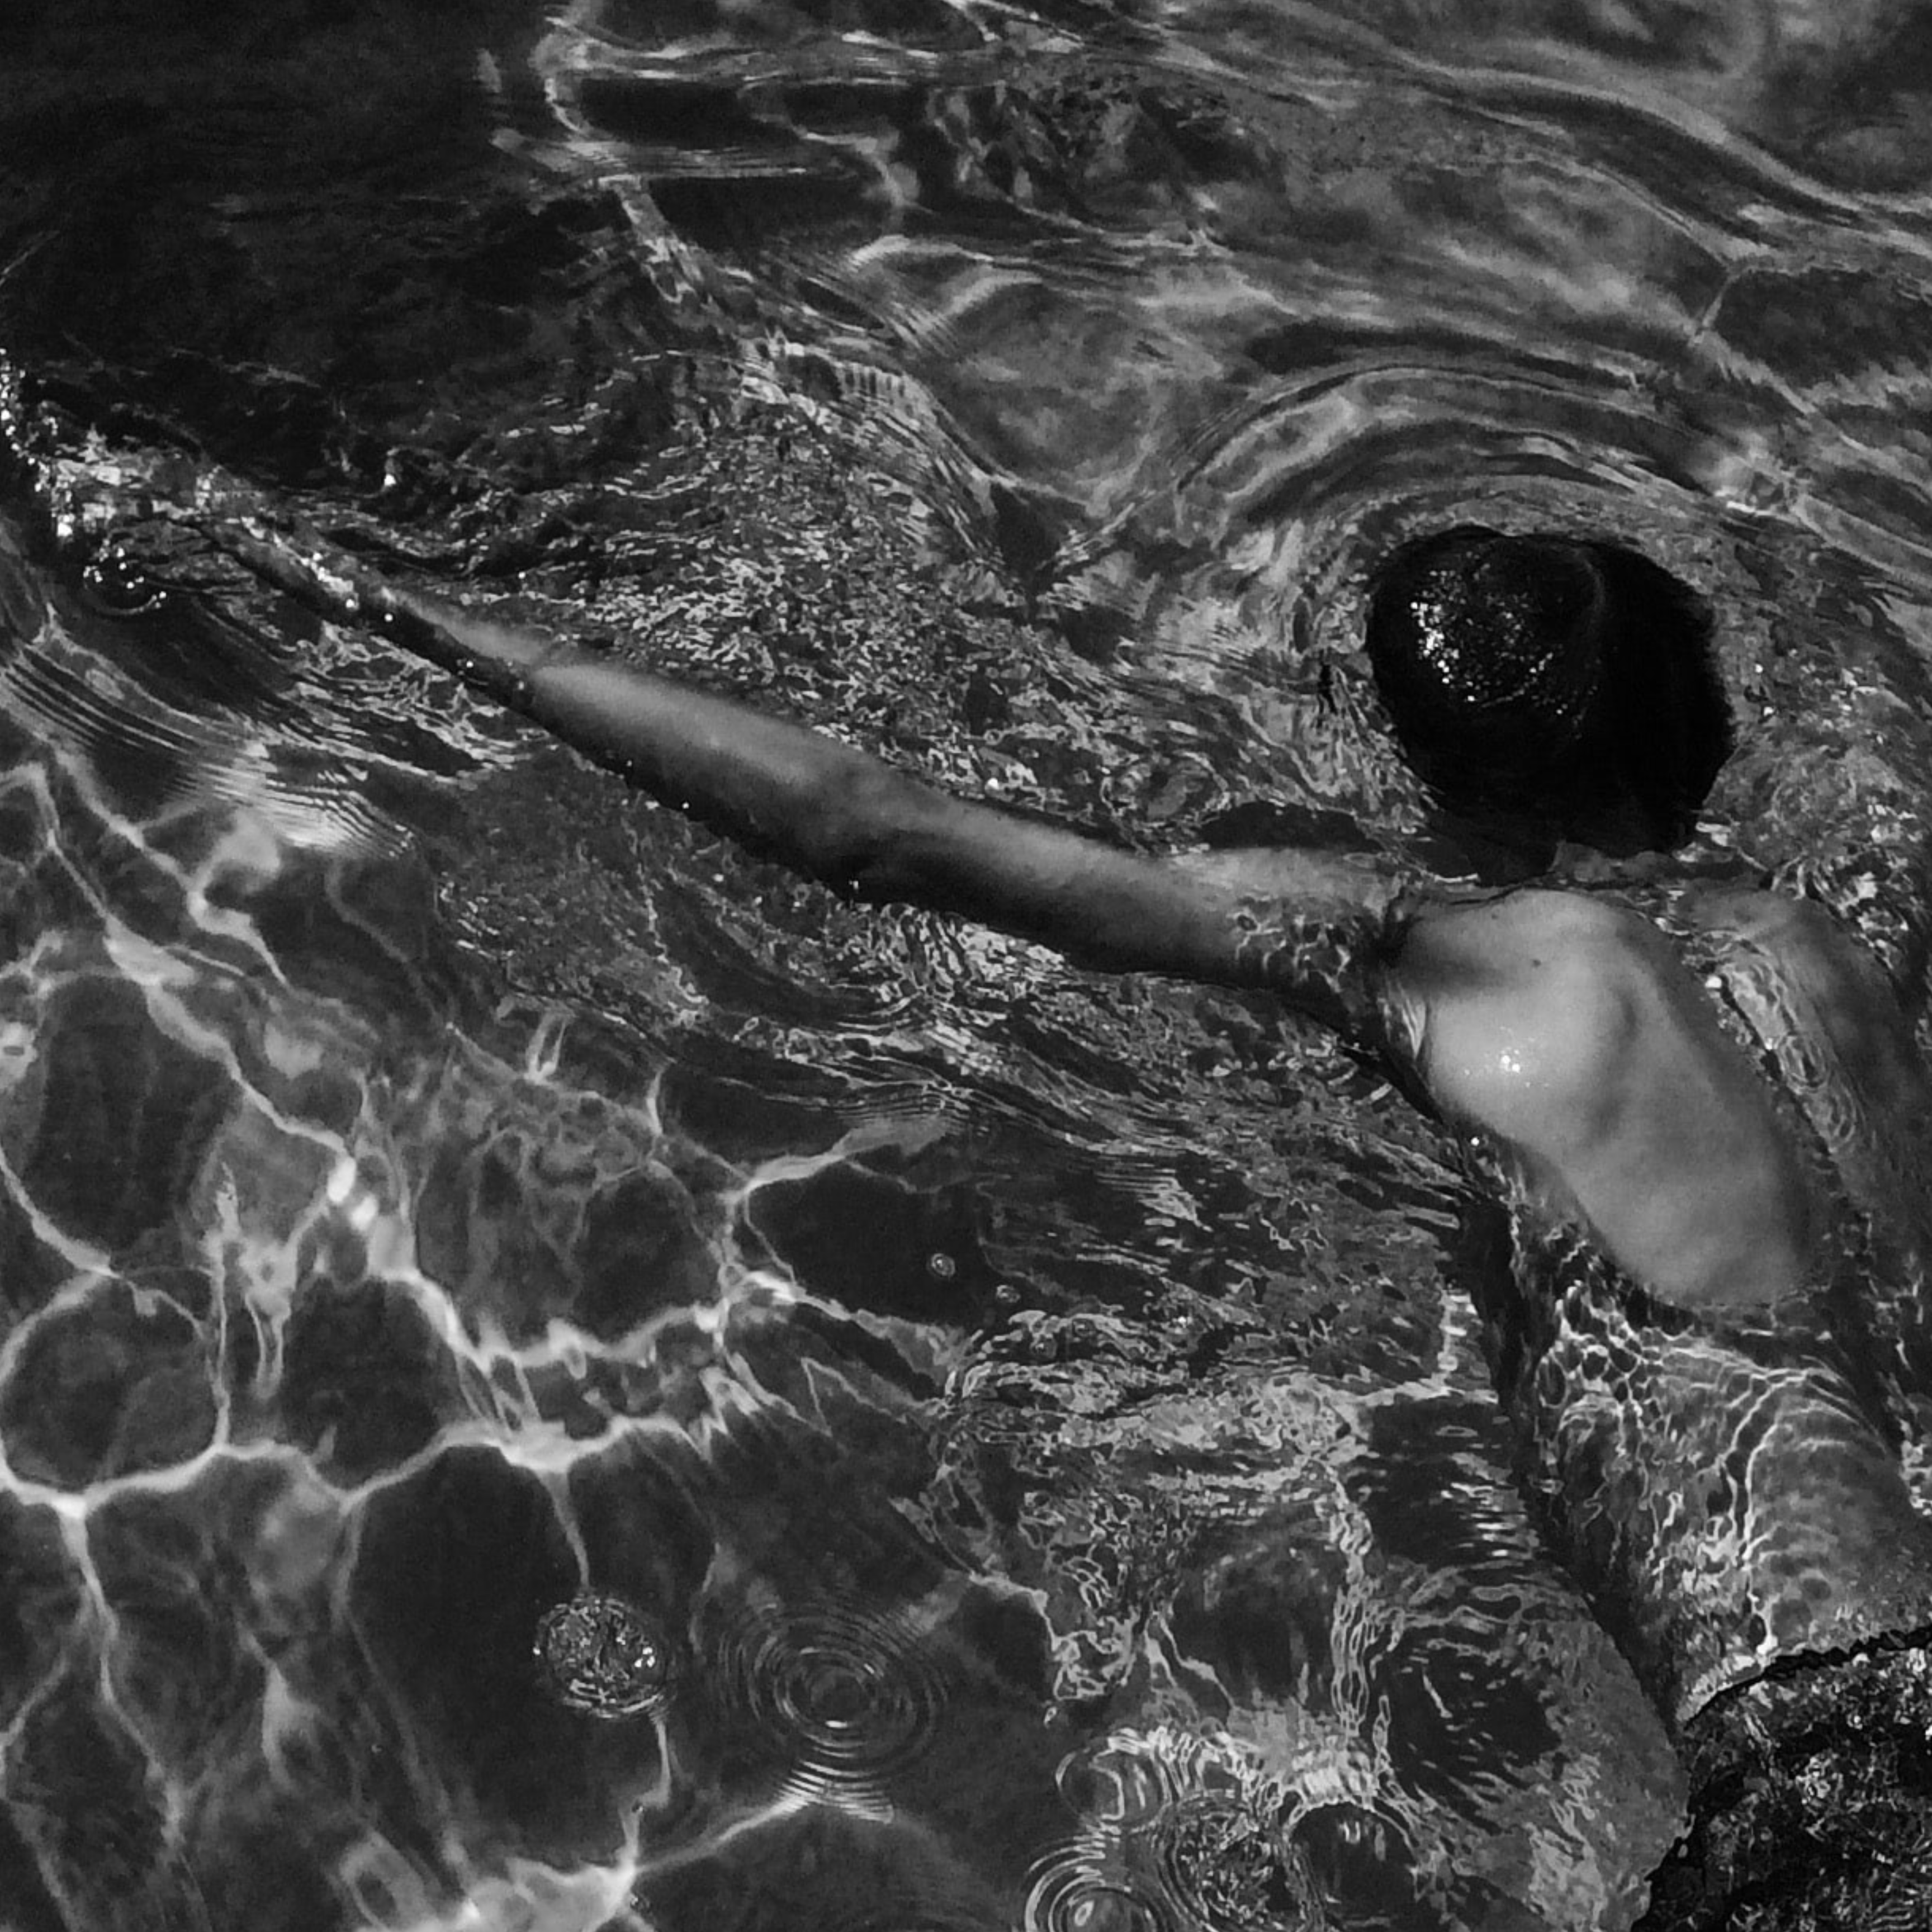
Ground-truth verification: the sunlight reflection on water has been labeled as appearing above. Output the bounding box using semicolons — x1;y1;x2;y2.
4;1;1932;1927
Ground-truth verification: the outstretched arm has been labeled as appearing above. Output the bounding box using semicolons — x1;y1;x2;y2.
212;518;1409;1034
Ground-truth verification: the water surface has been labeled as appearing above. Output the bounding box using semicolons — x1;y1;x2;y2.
4;2;1932;1928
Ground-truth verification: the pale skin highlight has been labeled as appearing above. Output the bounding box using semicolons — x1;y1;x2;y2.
1390;891;1816;1312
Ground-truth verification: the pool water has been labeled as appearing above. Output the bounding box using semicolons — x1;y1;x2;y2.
4;2;1932;1928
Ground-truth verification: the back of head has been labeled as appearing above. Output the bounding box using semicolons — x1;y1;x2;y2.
1366;526;1732;853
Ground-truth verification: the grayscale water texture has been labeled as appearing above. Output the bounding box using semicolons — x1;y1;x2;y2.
2;2;1932;1929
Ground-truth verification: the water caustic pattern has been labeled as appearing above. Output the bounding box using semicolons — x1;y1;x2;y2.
0;678;1026;1926
7;0;1932;1928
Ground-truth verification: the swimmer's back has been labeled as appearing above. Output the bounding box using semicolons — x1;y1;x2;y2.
1384;888;1815;1313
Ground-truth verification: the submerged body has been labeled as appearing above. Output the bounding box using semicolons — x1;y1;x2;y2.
1402;887;1932;1717
240;548;1932;1711
80;496;1932;1723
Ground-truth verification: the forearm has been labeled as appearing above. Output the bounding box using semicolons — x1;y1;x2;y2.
498;651;916;880
212;520;899;873
212;520;1174;912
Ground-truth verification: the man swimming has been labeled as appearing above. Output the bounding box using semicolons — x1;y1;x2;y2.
208;518;1858;1309
51;471;1932;1919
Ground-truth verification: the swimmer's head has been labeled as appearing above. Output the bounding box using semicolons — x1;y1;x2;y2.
1365;526;1732;853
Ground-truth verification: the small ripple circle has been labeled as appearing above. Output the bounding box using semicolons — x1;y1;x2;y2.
1024;1854;1167;1932
705;1598;948;1797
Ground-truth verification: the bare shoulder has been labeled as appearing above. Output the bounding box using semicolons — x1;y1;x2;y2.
1388;891;1664;1140
1389;888;1813;1312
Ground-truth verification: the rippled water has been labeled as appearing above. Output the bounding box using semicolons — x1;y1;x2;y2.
5;2;1932;1928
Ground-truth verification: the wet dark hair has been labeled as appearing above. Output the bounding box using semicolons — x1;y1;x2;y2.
1365;525;1733;853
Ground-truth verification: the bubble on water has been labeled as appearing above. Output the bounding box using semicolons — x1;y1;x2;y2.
534;1590;676;1720
704;1598;948;1803
1151;1792;1326;1930
1027;1778;1327;1932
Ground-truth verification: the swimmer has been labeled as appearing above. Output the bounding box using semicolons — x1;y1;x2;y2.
215;522;1827;1305
203;511;1932;1919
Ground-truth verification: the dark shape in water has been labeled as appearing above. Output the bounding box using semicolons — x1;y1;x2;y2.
534;1592;675;1721
1024;1793;1327;1932
1366;526;1733;854
1637;1643;1932;1931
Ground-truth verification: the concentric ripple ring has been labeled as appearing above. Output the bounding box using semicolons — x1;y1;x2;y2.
704;1598;949;1800
1024;1850;1168;1932
1152;1792;1325;1930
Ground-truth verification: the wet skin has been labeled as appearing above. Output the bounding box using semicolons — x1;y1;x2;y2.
1389;889;1819;1314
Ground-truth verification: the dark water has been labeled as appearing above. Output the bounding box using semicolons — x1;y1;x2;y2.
4;2;1932;1928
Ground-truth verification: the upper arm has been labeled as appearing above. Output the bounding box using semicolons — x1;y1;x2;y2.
847;796;1408;1033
